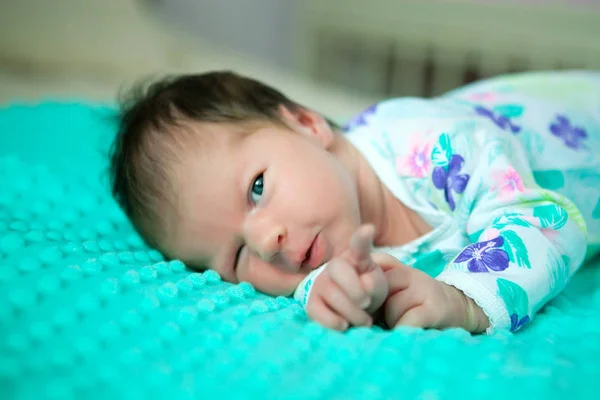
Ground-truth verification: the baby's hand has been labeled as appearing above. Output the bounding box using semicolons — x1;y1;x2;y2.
373;254;490;333
305;225;388;331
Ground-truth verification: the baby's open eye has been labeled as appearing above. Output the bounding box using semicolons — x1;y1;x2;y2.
249;173;264;205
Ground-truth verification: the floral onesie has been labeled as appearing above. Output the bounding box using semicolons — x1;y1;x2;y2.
294;70;600;334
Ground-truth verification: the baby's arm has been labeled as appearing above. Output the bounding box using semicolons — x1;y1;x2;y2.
373;253;490;332
426;121;587;333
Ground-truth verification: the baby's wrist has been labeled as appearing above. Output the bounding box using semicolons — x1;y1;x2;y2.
460;291;490;333
444;284;489;333
293;263;328;307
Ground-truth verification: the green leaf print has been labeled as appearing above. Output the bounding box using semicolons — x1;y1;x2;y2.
593;198;600;219
533;204;568;230
468;229;484;243
491;213;532;230
532;170;565;191
381;130;396;159
497;278;529;318
520;129;546;158
529;190;587;235
431;132;452;167
502;230;531;269
510;217;533;228
561;202;586;234
487;142;505;166
493;104;524;118
371;139;390;160
413;250;445;278
548;253;571;301
455;179;480;223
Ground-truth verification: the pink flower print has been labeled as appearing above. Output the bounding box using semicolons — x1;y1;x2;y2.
491;167;524;199
397;144;431;178
396;135;432;178
466;92;498;102
482;228;501;241
541;227;559;243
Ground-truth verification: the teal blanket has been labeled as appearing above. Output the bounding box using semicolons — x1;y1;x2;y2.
1;102;599;400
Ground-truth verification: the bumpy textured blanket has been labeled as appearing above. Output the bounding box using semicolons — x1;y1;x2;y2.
1;102;599;400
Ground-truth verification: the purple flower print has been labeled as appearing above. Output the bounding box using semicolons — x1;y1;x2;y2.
343;104;378;131
474;105;521;134
510;313;530;332
432;154;470;211
454;236;510;273
549;115;588;150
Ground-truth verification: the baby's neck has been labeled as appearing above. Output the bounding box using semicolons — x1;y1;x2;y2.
335;133;430;247
376;186;432;246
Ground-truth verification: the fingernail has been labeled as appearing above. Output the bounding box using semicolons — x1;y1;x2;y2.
340;321;349;331
360;297;371;309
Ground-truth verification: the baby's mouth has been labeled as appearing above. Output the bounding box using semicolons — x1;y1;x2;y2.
302;233;325;271
303;245;312;264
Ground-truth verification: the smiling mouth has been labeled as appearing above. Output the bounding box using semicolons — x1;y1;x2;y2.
301;234;322;270
303;242;313;265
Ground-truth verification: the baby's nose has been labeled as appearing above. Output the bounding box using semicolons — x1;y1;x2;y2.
243;212;287;261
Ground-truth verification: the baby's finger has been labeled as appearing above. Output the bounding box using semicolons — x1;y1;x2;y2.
394;305;436;329
372;252;407;273
306;297;349;331
384;266;412;296
384;289;421;326
327;259;370;309
322;283;373;328
346;224;375;272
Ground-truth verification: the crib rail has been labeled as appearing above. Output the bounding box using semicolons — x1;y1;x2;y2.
297;0;600;98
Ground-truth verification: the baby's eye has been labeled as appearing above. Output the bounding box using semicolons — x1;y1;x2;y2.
249;173;264;205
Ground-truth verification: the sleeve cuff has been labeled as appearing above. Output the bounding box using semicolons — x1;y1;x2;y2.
436;269;511;334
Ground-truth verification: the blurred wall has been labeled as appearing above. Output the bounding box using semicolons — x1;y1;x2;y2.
146;0;300;69
0;0;376;117
296;0;600;97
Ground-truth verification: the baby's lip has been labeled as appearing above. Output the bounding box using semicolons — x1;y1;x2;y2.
286;232;328;272
287;236;316;270
286;246;309;269
303;233;326;270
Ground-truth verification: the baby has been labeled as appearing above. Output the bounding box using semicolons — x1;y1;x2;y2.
110;70;600;334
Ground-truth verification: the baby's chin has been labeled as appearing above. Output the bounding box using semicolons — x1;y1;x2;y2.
241;269;310;298
262;282;301;298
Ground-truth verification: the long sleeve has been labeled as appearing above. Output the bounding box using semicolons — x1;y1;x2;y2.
428;120;588;333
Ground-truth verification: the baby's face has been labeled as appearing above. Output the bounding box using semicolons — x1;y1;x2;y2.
168;114;362;296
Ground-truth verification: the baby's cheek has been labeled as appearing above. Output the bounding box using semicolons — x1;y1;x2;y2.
239;258;300;297
235;259;255;286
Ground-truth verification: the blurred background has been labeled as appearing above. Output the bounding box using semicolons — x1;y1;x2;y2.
0;0;599;118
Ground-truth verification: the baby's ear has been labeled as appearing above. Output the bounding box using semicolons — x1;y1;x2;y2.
278;105;335;150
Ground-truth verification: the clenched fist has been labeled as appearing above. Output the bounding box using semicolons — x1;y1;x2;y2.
373;253;490;333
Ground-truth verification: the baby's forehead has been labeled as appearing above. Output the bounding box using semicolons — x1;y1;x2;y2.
171;118;283;171
170;128;245;228
169;117;287;213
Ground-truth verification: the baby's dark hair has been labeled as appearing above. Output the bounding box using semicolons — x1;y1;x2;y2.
109;70;324;252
